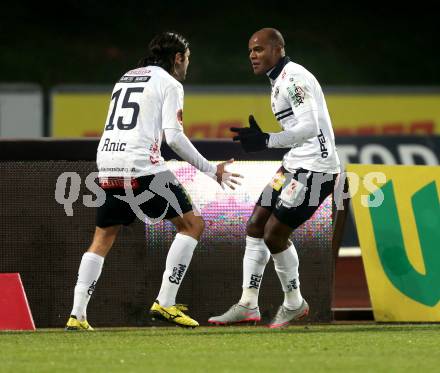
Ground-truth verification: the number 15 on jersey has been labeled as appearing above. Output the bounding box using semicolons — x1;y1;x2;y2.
105;87;145;131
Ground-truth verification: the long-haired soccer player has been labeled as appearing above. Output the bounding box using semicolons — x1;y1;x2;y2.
66;32;241;330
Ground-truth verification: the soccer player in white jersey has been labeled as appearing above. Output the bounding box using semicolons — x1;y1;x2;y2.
209;28;340;328
65;32;241;330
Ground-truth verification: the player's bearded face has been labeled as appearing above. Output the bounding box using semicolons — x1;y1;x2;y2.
248;40;280;75
173;49;190;81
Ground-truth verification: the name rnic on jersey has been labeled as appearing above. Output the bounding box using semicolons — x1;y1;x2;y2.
101;138;126;152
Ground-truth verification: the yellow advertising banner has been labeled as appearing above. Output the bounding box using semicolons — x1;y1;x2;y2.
347;164;440;321
51;91;440;138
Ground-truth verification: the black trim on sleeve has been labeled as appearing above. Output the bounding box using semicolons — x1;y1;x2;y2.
274;107;293;117
277;111;294;121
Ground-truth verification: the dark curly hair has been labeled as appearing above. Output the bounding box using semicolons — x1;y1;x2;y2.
138;32;189;73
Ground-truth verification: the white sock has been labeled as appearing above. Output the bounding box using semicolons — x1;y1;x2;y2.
239;236;271;309
272;243;303;310
71;252;104;321
156;233;198;307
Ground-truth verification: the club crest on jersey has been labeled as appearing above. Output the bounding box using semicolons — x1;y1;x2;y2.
177;109;183;125
287;84;305;107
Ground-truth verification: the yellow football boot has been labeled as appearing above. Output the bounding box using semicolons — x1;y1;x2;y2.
150;301;199;328
65;315;94;331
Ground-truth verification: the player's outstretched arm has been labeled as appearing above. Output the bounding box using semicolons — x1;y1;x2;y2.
164;128;242;189
231;111;319;151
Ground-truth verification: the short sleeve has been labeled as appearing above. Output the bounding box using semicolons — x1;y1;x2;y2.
162;84;184;130
282;73;318;116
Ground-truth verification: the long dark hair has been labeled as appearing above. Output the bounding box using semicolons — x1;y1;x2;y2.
138;32;189;73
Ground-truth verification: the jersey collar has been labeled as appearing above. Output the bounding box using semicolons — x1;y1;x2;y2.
267;56;290;81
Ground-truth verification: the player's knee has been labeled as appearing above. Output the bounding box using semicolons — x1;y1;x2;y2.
192;216;205;236
263;229;285;253
88;227;118;257
246;218;265;238
88;242;112;257
179;214;204;237
263;233;276;252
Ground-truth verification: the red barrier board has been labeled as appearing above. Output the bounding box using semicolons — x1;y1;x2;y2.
0;273;35;330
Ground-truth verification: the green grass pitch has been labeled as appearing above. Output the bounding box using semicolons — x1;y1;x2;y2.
2;324;440;372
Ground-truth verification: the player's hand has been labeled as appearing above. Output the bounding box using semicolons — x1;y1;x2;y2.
230;115;270;152
215;158;243;190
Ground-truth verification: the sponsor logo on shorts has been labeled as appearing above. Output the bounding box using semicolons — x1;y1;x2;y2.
270;171;286;191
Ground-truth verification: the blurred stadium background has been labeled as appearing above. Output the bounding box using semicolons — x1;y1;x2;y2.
1;2;439;326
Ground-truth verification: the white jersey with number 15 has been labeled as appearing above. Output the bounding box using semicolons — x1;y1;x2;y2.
97;65;184;177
